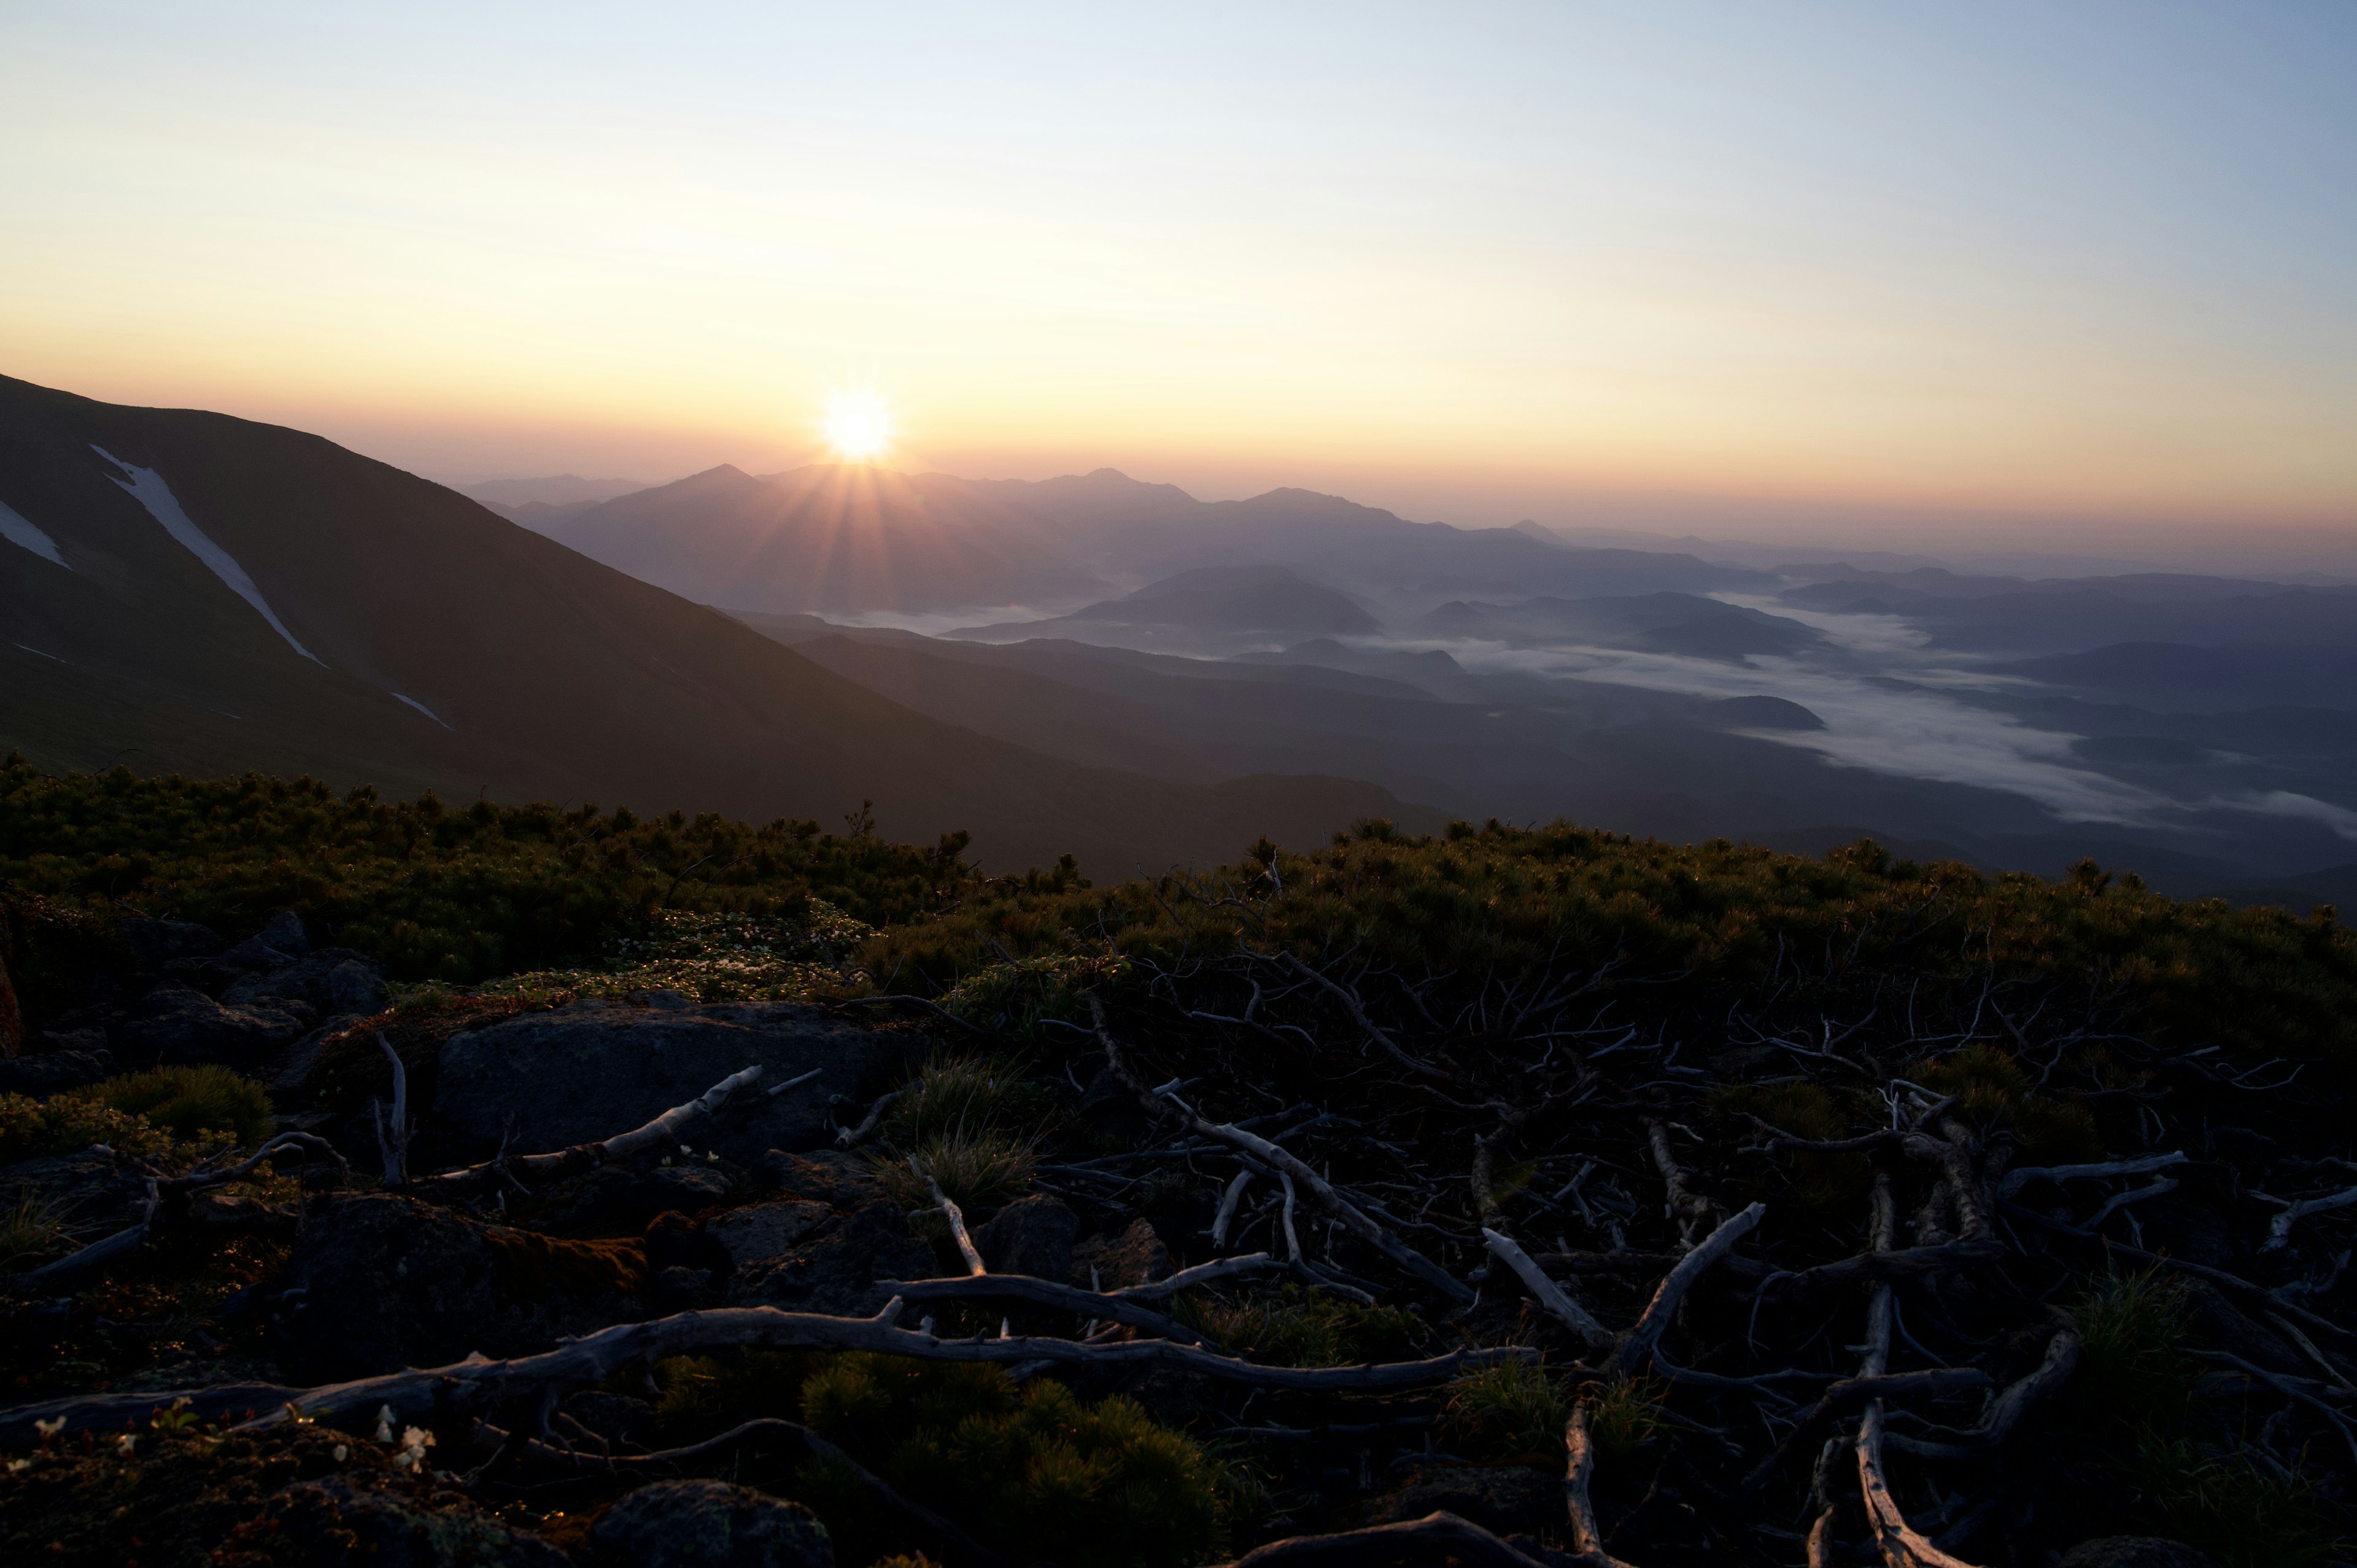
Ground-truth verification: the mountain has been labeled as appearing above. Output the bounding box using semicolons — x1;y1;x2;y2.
541;463;1105;614
462;474;652;515
0;374;1441;871
1411;592;1825;660
543;463;1773;619
945;566;1382;653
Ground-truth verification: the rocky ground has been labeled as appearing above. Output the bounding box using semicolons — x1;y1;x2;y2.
2;894;2352;1568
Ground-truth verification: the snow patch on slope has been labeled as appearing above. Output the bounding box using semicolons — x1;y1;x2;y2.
392;693;452;728
0;500;69;569
92;446;322;665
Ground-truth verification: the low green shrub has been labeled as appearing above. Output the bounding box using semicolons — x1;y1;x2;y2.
1176;1286;1428;1368
1439;1361;1566;1465
85;1066;274;1148
0;1091;181;1165
877;1129;1039;1218
801;1353;1228;1568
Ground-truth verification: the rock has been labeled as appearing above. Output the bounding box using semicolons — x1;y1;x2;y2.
708;1199;835;1267
431;1003;908;1164
646;1209;737;1279
2059;1539;2218;1568
725;1151;934;1315
119;917;225;968
977;1193;1077;1279
275;1192;651;1381
258;1475;574;1567
225;948;387;1016
592;1479;833;1568
0;1046;114;1097
120;984;307;1065
1071;1217;1171;1288
219;934;304;970
1369;1464;1562;1537
260;910;310;954
0;1147;152;1230
634;989;696;1011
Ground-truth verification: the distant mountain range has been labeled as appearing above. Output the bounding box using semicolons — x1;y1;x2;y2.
13;372;2357;907
0;376;1434;872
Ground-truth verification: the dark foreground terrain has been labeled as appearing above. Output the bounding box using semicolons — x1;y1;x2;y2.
5;760;2357;1568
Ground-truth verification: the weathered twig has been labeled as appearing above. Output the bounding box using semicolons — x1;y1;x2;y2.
1482;1227;1614;1351
915;1160;986;1276
1109;1251;1285;1302
1088;995;1473;1305
1607;1202;1766;1377
876;1272;1208;1345
834;1086;909;1149
1995;1151;2188;1202
1217;1510;1603;1568
1859;1402;1983;1568
412;1064;765;1192
372;1031;409;1188
1565;1400;1638;1568
2258;1183;2357;1253
0;1302;1539;1439
1279;953;1451;1081
1646;1119;1718;1244
16;1176;158;1290
1740;1369;1994;1494
1883;1326;2080;1459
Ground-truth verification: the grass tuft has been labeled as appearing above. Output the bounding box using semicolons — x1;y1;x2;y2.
84;1066;274;1148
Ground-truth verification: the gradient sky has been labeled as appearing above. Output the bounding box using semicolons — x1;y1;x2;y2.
4;2;2355;556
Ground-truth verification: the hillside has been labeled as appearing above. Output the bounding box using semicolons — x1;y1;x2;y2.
3;772;2356;1567
0;375;1438;873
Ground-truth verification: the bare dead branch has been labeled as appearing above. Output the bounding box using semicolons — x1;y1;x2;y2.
412;1064;765;1193
372;1030;409;1188
875;1272;1209;1345
1088;994;1474;1305
1608;1201;1766;1377
1565;1400;1638;1568
1217;1510;1609;1568
1482;1227;1614;1351
1646;1119;1719;1243
915;1159;986;1276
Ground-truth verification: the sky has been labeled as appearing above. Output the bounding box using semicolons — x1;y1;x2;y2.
4;2;2355;560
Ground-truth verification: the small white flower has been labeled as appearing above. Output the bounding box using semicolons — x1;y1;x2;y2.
34;1417;64;1439
374;1405;396;1443
116;1434;137;1457
331;1443;349;1462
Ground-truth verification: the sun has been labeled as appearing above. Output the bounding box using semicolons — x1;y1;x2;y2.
822;391;893;462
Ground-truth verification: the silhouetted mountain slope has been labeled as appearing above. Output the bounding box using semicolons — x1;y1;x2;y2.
0;374;1438;871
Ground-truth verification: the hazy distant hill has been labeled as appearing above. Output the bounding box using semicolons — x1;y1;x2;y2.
1413;592;1825;660
462;474;652;513
946;566;1383;653
0;374;1440;871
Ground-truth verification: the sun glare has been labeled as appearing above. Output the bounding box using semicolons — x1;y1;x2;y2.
822;391;893;462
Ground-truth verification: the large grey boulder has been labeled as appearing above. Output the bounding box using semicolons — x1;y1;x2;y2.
275;1193;650;1381
724;1151;934;1316
225;948;387;1017
431;1002;907;1162
120;984;307;1065
260;1476;574;1567
977;1193;1077;1280
592;1480;832;1568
